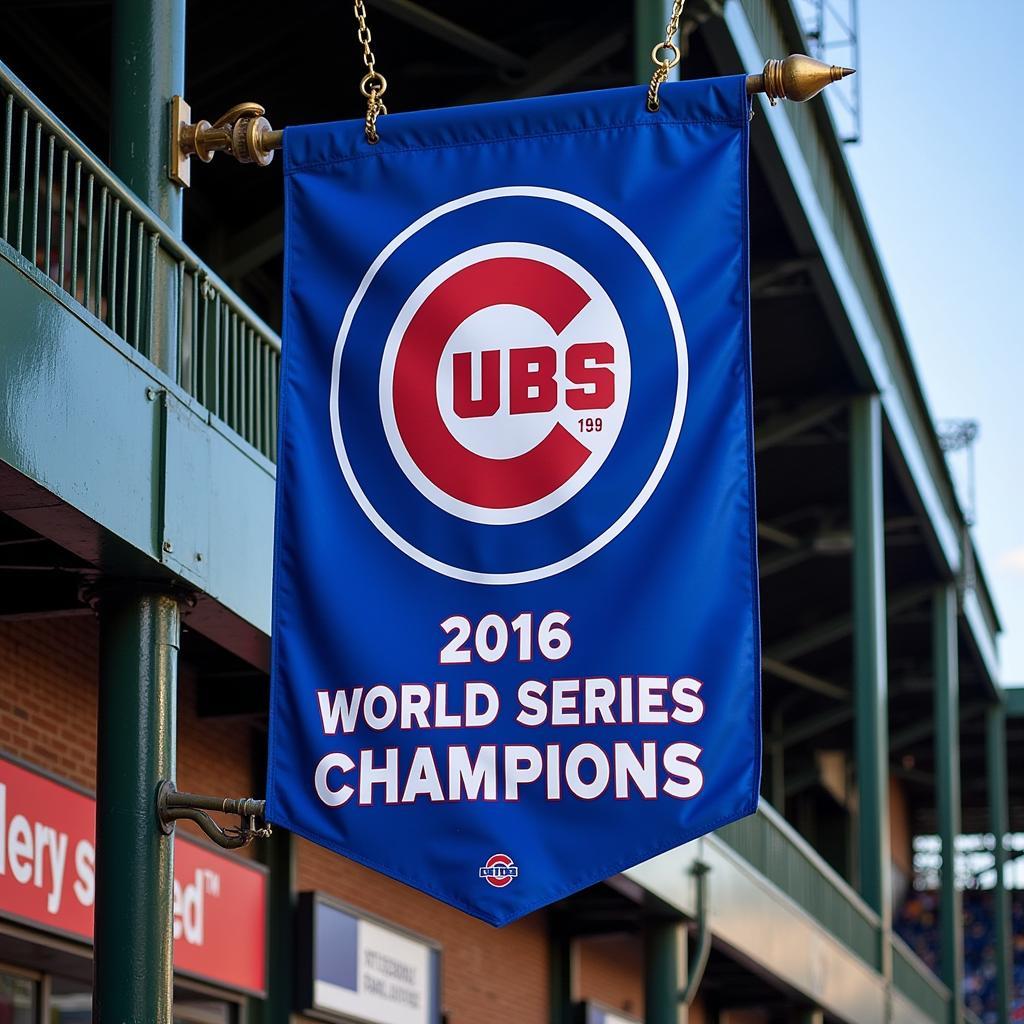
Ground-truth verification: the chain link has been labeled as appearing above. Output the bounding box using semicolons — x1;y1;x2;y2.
647;0;686;112
353;0;387;144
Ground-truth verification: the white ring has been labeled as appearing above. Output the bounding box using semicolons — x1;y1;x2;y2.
328;186;688;585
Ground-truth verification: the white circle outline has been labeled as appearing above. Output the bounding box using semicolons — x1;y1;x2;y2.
378;241;632;526
329;186;688;586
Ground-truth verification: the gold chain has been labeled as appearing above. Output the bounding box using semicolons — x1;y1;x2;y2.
353;0;387;144
647;0;686;112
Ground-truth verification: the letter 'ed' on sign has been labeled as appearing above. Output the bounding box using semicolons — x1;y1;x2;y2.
268;76;761;926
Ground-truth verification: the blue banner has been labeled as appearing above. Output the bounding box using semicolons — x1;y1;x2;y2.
268;75;760;926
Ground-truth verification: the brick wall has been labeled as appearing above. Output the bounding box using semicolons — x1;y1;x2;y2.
576;933;644;1019
298;839;550;1024
0;616;257;854
0;617;647;1024
0;616;98;788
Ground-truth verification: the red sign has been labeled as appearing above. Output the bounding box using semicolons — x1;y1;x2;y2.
0;755;266;994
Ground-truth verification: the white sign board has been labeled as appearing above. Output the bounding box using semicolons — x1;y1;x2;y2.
304;894;439;1024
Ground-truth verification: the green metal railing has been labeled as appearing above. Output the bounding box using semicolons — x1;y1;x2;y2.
717;801;882;970
717;803;964;1022
0;60;281;463
892;933;951;1024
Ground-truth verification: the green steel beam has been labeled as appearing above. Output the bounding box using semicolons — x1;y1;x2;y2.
634;0;677;84
250;828;295;1024
109;0;185;378
933;585;963;1024
645;922;685;1024
1004;687;1024;718
92;7;188;1022
0;255;274;655
548;922;574;1024
92;589;181;1023
986;703;1012;1024
703;2;1002;692
110;0;184;232
850;396;892;939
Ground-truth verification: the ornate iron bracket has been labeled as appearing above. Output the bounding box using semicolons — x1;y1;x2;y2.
157;781;272;850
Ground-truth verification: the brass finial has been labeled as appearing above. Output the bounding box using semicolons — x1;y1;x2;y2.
746;54;855;105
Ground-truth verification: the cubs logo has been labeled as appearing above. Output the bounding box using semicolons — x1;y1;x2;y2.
478;853;518;888
330;187;687;585
380;242;630;526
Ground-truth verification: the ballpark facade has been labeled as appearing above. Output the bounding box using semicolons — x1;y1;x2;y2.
0;1;1017;1023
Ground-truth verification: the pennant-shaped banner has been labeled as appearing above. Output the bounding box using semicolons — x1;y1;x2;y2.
268;76;760;925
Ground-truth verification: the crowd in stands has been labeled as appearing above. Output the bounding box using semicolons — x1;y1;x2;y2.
896;890;1024;1022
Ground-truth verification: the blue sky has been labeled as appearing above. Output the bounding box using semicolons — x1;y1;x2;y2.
829;0;1024;682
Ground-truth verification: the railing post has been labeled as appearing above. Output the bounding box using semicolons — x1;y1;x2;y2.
850;395;893;968
934;585;964;1024
110;0;186;378
645;921;686;1024
92;589;182;1023
986;701;1012;1024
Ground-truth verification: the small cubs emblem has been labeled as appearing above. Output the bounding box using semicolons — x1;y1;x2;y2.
479;853;519;888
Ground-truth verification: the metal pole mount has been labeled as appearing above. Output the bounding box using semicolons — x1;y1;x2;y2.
157;780;272;850
167;54;853;185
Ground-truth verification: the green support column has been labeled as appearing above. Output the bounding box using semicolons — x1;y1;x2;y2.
110;0;186;375
548;921;574;1024
850;396;893;942
987;702;1012;1024
934;585;963;1023
634;0;681;84
110;0;185;231
93;590;181;1023
645;922;685;1024
250;828;296;1024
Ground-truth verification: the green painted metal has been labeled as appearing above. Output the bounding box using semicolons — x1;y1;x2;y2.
0;58;281;465
634;0;669;82
0;252;277;632
933;585;963;1023
1004;687;1024;718
93;589;181;1023
644;922;684;1024
717;802;881;970
892;935;952;1024
0;255;163;559
548;924;574;1024
986;703;1012;1024
249;829;295;1024
850;395;892;942
721;0;1001;687
110;0;185;232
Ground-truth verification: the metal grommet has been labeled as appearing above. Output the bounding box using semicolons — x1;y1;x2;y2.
651;41;681;69
360;72;388;99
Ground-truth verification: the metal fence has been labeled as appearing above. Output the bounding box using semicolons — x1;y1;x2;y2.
0;59;281;463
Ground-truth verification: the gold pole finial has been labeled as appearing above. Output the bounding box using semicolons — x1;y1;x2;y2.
746;53;855;105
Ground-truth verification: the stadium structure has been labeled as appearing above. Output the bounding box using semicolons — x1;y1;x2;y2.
0;1;1019;1023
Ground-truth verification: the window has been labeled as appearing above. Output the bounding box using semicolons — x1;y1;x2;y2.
0;968;38;1024
48;976;90;1024
46;976;240;1024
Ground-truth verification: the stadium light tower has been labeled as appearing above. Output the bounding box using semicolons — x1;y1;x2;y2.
794;0;862;143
